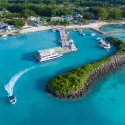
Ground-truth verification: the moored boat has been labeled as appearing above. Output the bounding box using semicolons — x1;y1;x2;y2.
96;37;101;41
34;48;63;63
101;43;111;49
99;39;106;44
91;33;96;36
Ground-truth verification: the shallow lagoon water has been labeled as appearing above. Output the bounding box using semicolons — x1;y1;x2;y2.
100;24;125;32
0;29;125;125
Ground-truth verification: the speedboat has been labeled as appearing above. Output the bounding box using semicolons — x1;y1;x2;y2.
91;33;96;36
101;43;111;49
8;95;16;104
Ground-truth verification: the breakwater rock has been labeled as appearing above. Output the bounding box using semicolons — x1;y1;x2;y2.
47;54;125;99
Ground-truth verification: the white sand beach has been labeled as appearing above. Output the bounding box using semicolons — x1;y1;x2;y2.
18;21;125;35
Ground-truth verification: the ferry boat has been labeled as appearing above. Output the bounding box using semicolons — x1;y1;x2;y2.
101;43;111;49
34;48;63;63
8;95;16;104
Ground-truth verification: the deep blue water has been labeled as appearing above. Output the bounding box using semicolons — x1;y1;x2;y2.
0;28;125;125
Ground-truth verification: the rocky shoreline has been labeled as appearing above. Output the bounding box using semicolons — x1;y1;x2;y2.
47;54;125;99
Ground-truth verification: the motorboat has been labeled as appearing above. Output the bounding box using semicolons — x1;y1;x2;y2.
8;95;16;104
82;33;85;36
91;33;96;36
101;43;111;49
96;37;101;41
99;39;106;44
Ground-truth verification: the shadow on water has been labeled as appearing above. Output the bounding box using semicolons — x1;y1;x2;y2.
0;96;10;105
36;78;47;92
21;52;37;63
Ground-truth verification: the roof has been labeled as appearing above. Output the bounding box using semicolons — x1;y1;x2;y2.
0;22;7;29
38;47;63;57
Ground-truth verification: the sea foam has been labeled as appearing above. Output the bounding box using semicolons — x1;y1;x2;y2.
4;66;34;96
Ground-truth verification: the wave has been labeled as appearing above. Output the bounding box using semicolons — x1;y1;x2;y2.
4;66;34;96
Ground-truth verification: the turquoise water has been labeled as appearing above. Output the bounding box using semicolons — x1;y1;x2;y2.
0;28;124;125
100;24;125;32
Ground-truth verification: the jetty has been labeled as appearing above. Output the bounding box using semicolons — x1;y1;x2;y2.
89;28;105;35
34;28;78;63
90;27;125;35
57;28;77;53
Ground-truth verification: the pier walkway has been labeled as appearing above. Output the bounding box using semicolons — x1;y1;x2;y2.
57;28;77;53
90;28;125;35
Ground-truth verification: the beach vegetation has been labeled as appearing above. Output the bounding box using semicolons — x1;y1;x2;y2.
48;37;125;95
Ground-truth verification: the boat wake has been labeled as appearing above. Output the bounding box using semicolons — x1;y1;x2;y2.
4;66;34;96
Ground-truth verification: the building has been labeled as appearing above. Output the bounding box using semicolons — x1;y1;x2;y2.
0;22;8;29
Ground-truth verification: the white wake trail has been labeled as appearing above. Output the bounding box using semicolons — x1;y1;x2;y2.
4;66;34;96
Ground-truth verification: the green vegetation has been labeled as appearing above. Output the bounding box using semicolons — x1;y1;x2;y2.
48;58;109;95
0;0;125;26
106;37;125;54
5;18;25;27
48;37;125;96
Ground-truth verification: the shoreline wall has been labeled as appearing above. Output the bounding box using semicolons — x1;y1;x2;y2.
47;54;125;99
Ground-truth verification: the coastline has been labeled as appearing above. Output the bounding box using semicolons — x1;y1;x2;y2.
46;37;125;99
19;21;125;35
47;54;125;99
1;21;125;37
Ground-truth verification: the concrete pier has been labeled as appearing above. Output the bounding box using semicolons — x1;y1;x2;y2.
90;27;125;35
57;28;77;52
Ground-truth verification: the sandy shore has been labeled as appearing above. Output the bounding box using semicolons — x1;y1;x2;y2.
20;25;52;34
19;21;125;35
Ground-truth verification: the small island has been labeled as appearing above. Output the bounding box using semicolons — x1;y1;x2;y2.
46;37;125;99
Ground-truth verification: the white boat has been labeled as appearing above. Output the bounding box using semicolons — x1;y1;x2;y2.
9;95;16;104
91;33;96;36
70;39;74;43
78;29;83;35
35;49;63;63
96;37;101;41
70;43;77;51
66;31;69;34
99;39;106;44
52;29;56;32
101;43;111;49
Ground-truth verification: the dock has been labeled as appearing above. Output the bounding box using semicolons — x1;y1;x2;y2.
57;28;77;53
34;28;78;63
89;28;105;35
89;27;125;35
